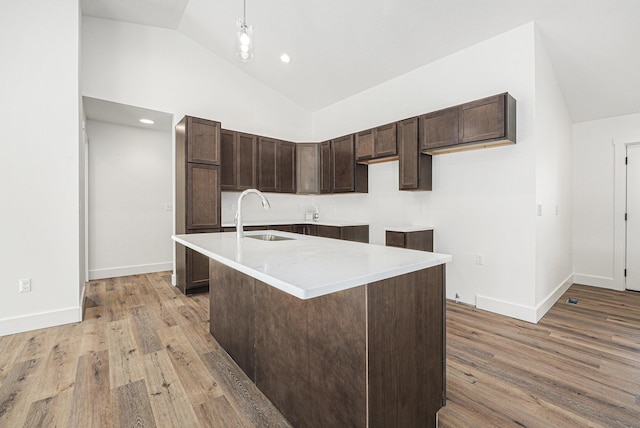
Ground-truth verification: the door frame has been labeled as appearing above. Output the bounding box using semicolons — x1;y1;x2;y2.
614;136;640;290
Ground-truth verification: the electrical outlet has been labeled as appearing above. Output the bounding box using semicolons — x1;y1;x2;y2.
455;293;461;303
19;278;31;293
537;204;543;216
164;203;173;211
475;253;485;265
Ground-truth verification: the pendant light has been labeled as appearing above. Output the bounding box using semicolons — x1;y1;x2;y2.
236;0;254;62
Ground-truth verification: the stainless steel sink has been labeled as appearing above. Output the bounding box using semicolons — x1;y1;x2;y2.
246;233;295;242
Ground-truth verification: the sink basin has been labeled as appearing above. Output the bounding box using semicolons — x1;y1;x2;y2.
246;233;295;242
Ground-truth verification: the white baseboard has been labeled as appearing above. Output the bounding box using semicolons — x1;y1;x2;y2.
573;274;620;290
534;273;574;322
0;306;82;337
88;262;173;280
476;294;537;323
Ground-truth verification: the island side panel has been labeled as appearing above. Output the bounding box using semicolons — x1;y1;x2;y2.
254;282;311;428
367;264;445;428
306;286;367;427
209;259;256;381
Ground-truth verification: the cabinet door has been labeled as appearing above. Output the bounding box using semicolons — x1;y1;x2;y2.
320;141;332;194
296;143;320;194
459;94;505;143
220;129;236;190
187;247;211;290
277;141;296;193
398;117;419;190
187;163;221;230
316;225;341;240
374;123;397;157
420;107;459;150
332;135;356;193
385;231;406;248
258;137;278;192
341;225;369;243
237;132;257;190
187;116;220;165
355;129;375;161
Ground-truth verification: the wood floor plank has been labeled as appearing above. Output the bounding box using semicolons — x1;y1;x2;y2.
194;395;255;428
67;349;111;427
107;318;146;388
131;307;164;355
0;358;40;427
30;323;81;402
113;379;156;428
201;350;293;428
143;350;200;427
157;325;223;405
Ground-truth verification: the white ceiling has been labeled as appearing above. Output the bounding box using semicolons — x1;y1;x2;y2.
83;97;173;132
81;0;640;123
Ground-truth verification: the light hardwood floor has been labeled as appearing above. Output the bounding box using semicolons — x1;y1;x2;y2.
0;272;639;427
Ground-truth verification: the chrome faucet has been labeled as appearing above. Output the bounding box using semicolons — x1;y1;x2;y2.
235;189;271;239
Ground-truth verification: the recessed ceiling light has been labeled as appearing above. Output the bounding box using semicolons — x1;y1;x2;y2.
140;118;155;125
280;53;291;63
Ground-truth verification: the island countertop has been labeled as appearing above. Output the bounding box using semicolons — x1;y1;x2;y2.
173;231;452;299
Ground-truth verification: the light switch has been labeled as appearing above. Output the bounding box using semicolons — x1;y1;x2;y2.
537;204;542;216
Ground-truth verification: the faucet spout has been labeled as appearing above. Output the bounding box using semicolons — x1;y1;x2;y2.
236;189;271;239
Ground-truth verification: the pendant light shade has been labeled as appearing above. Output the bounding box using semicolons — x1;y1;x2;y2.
236;0;254;62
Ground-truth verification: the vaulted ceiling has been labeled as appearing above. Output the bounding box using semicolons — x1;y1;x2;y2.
81;0;640;123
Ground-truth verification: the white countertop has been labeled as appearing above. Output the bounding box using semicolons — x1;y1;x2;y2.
173;231;452;300
385;225;435;232
221;220;369;228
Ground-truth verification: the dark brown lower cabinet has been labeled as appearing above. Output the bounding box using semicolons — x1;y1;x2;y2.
209;260;445;428
316;224;369;243
176;228;220;295
386;229;434;252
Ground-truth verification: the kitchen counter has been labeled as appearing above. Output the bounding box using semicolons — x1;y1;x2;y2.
220;219;369;228
385;225;435;232
172;231;451;299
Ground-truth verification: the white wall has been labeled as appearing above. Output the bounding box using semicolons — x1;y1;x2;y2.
573;112;640;289
311;23;539;320
81;17;311;142
532;30;574;319
0;0;82;336
87;120;173;279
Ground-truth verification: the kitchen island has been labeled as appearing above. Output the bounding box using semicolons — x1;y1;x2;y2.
173;230;452;428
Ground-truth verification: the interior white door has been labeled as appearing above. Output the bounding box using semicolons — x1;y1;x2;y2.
626;144;640;291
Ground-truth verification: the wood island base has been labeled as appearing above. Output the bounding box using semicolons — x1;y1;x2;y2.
209;259;446;427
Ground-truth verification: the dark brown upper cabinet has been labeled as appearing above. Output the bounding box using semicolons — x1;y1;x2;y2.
258;137;278;192
419;106;460;152
398;117;432;191
185;116;220;165
277;141;296;193
236;132;258;190
459;93;515;145
355;122;398;163
332;135;368;193
220;129;236;190
258;137;296;193
296;143;320;194
421;93;516;155
221;129;257;191
320;141;332;194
